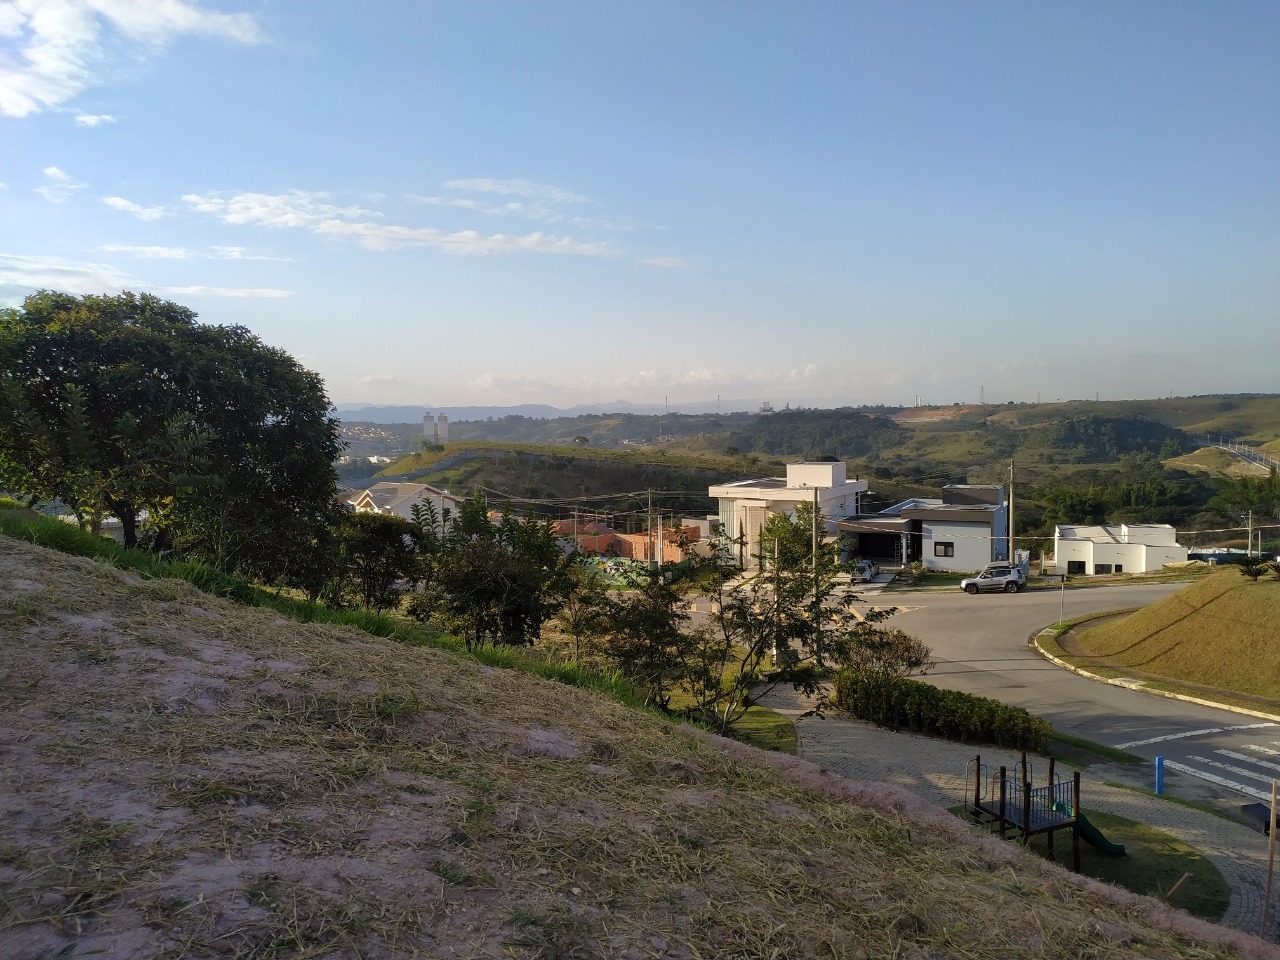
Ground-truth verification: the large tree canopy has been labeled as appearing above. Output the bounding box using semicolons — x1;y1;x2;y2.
0;290;341;582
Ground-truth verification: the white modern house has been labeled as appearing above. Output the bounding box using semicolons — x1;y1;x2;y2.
346;481;462;525
836;484;1009;572
1053;523;1188;576
709;462;869;570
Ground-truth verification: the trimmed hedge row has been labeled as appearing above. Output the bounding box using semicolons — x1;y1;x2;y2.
834;670;1052;752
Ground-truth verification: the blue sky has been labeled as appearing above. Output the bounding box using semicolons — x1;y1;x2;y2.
2;1;1277;410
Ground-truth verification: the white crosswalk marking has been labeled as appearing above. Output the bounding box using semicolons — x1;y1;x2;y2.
1162;760;1273;802
1217;749;1280;774
1186;754;1277;786
1246;744;1280;757
1114;722;1277;750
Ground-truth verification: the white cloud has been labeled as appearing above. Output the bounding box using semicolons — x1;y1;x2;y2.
36;165;85;202
640;256;687;268
443;178;590;204
185;190;612;257
102;195;165;220
314;220;612;256
0;252;134;302
358;374;416;388
0;0;262;118
160;285;293;298
183;191;370;228
100;243;292;262
209;245;293;261
100;244;192;259
0;252;292;304
787;364;819;383
75;112;115;126
406;179;613;226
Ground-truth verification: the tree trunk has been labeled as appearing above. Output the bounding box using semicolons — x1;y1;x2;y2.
107;499;139;548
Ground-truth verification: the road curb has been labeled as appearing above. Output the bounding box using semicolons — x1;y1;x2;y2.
1031;629;1280;725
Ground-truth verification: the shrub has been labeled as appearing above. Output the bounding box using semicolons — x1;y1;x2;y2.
834;670;1052;752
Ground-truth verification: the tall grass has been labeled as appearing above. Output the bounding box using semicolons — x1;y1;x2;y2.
0;510;643;709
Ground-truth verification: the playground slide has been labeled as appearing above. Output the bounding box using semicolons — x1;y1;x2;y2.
1076;811;1126;856
1052;802;1126;856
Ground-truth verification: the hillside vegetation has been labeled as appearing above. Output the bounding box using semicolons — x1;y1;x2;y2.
0;537;1268;960
1076;572;1280;697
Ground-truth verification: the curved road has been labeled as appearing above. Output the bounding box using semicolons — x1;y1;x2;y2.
875;583;1280;804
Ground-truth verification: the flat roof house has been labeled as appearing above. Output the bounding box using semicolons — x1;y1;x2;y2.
1054;523;1187;576
836;484;1009;573
709;462;868;570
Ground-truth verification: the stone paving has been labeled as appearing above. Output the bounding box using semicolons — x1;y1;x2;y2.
761;685;1280;940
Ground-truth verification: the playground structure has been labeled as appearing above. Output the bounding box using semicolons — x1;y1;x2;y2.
965;752;1126;870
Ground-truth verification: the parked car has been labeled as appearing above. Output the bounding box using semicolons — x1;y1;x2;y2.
851;559;879;581
960;566;1026;594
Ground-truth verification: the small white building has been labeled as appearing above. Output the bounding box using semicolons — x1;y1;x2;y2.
1053;523;1188;576
346;481;462;526
709;462;869;570
836;484;1009;572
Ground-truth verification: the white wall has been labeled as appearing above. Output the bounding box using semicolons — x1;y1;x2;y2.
922;520;992;572
786;462;846;487
1054;536;1189;574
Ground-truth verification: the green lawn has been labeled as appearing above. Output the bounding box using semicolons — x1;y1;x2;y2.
1024;809;1230;921
1075;572;1280;698
730;705;798;754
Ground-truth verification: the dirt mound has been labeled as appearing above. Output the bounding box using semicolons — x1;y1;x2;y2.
0;537;1272;959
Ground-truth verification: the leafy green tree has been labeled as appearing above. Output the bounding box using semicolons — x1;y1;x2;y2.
677;532;913;734
409;493;577;650
328;511;423;610
552;563;613;663
0;291;340;582
599;566;692;709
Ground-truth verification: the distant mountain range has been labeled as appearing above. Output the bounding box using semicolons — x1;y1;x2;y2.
335;400;763;423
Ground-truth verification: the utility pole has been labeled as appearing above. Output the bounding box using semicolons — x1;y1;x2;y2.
1248;510;1254;558
812;486;821;666
1008;459;1015;565
648;489;655;570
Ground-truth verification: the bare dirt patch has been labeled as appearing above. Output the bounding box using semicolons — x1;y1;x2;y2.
1;536;1276;959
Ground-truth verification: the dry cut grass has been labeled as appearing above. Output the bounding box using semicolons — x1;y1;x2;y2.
1076;572;1280;698
0;536;1273;959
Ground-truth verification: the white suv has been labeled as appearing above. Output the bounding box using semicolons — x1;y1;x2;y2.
960;566;1026;594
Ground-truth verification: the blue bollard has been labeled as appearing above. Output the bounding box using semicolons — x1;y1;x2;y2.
1155;756;1164;795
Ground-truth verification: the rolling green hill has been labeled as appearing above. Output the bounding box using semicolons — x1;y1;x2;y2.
1076;571;1280;697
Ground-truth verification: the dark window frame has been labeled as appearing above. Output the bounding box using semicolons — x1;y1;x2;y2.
934;542;955;558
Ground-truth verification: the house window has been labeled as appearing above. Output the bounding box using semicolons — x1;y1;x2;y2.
1094;563;1112;575
934;542;955;558
1114;564;1123;573
1067;561;1086;575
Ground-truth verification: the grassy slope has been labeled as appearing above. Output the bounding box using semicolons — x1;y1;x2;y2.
0;536;1262;960
1163;447;1270;479
1076;572;1280;697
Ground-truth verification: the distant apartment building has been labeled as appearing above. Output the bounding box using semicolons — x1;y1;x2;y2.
423;412;449;444
1053;523;1188;575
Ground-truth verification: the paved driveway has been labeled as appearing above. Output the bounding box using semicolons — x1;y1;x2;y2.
860;583;1280;806
761;683;1278;938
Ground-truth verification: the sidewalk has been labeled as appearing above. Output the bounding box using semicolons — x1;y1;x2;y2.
761;685;1279;938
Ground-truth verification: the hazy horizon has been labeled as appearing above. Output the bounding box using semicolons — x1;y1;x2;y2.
4;2;1277;409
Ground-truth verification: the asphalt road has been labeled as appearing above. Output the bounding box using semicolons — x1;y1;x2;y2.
875;584;1280;804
